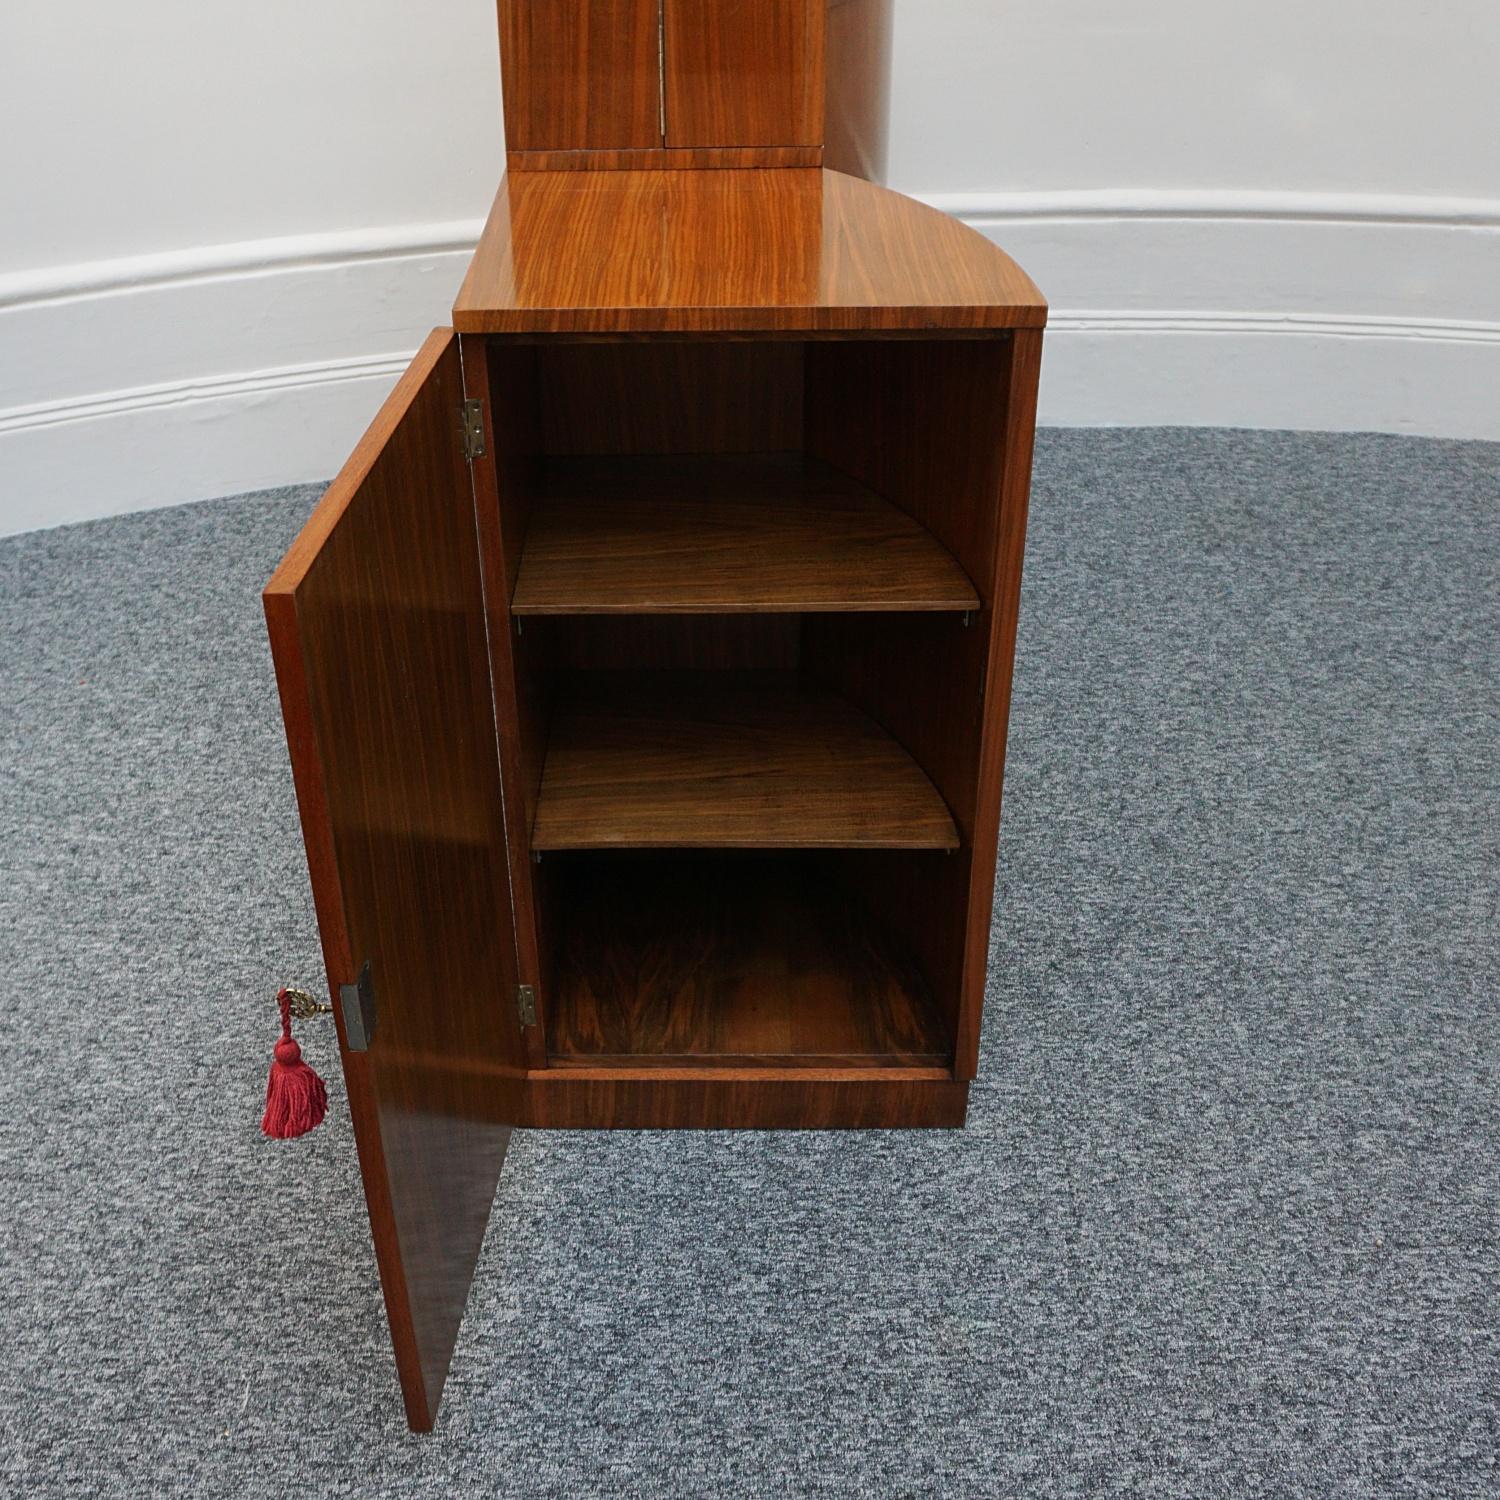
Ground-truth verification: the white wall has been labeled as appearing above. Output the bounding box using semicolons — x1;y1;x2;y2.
2;0;1497;534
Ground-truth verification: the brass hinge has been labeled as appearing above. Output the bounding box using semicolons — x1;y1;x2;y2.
460;399;486;461
515;984;537;1028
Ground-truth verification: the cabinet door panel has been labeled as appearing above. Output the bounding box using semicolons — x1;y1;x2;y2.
264;330;525;1432
501;0;663;152
664;0;823;147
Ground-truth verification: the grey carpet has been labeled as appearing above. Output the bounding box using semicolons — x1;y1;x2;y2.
2;429;1497;1498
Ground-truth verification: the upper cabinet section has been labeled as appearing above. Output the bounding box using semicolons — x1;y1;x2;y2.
497;0;892;177
500;0;663;152
663;0;822;149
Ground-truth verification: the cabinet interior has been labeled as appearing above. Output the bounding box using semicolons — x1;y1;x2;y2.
485;335;1016;1071
543;851;953;1068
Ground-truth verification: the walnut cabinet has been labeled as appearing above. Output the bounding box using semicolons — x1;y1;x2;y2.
264;0;1046;1431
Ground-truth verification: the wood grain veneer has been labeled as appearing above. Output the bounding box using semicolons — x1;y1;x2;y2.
546;854;949;1066
265;0;1047;1433
518;1075;968;1127
496;1;890;176
664;0;823;149
264;330;526;1432
461;338;551;1069
506;1070;970;1128
957;328;1043;1075
531;671;960;850
535;613;803;673
533;341;805;454
805;337;1016;836
509;146;823;172
333;1051;968;1128
454;168;1047;334
510;453;979;615
517;1074;968;1127
803;332;1043;1078
499;0;662;153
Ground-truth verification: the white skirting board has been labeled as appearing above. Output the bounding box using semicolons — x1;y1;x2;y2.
2;192;1497;537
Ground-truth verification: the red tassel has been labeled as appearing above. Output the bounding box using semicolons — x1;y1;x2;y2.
262;987;328;1139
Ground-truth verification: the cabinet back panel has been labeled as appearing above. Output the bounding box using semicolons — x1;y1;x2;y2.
536;342;805;454
536;614;801;672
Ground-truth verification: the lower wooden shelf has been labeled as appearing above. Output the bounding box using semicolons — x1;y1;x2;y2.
545;854;951;1068
531;671;960;850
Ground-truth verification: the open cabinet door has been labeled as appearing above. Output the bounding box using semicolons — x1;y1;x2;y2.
264;329;527;1431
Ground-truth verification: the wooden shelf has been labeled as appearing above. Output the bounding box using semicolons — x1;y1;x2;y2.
511;454;978;615
546;855;951;1067
531;671;960;850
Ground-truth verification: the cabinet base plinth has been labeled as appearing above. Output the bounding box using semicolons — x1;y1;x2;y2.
515;1072;969;1129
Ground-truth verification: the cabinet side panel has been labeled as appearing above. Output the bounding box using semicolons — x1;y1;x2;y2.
804;339;1012;827
500;0;663;152
823;0;893;182
804;336;1033;1079
956;329;1042;1076
664;0;824;148
802;627;980;1063
465;338;551;1068
812;339;1011;593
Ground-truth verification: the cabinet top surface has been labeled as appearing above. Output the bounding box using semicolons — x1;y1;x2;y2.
453;168;1047;335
